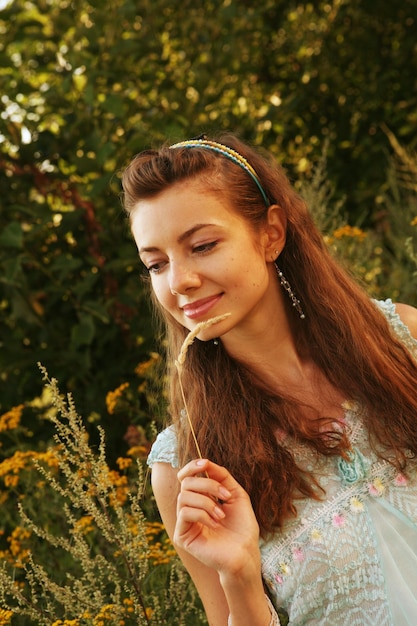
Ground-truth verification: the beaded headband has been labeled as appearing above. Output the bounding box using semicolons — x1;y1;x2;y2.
169;138;270;207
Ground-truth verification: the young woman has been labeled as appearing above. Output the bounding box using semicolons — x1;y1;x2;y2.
122;134;417;625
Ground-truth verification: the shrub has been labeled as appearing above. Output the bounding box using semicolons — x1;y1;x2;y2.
0;367;206;625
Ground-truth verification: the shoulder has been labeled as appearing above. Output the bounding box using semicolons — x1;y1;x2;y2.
151;459;180;511
374;299;417;347
394;303;417;340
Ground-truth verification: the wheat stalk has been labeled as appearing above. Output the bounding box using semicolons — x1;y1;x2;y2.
175;313;231;460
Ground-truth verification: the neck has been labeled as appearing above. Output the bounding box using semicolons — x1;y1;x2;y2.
222;305;303;384
221;310;344;413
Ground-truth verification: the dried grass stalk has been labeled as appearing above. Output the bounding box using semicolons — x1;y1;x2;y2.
175;313;231;459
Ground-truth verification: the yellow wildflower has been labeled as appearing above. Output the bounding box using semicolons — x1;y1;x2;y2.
411;216;417;226
333;225;367;241
123;598;134;614
0;447;60;487
116;456;132;471
127;445;148;458
35;448;61;469
92;604;118;624
0;404;24;432
107;469;129;506
0;451;33;486
1;526;32;567
0;608;13;625
73;515;94;535
106;383;129;415
134;352;159;376
145;522;176;564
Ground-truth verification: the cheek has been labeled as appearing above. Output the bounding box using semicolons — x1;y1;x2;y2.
150;277;171;308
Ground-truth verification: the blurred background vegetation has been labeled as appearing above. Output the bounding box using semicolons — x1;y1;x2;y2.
0;0;416;622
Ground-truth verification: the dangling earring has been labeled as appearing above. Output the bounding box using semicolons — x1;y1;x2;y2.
274;255;306;320
213;339;219;346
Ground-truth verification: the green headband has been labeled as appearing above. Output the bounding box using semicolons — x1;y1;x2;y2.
169;139;270;207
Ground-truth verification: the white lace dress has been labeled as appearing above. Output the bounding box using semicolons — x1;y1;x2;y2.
147;300;417;625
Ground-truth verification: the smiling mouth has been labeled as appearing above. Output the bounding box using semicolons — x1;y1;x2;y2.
182;294;223;320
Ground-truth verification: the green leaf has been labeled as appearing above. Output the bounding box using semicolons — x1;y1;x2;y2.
0;222;24;249
71;313;95;349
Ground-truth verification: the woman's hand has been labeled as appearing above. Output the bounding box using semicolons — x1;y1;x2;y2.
174;458;261;579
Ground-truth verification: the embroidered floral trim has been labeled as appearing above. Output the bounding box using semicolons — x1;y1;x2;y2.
262;460;404;584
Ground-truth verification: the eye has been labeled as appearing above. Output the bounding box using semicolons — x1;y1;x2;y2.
193;241;218;254
140;258;166;275
147;262;165;274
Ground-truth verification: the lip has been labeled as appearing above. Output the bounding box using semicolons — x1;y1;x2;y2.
181;294;223;320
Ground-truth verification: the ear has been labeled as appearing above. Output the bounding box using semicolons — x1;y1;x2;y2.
262;204;286;261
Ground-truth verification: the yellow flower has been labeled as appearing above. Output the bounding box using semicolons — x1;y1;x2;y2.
4;474;19;488
333;225;367;241
116;457;132;471
411;216;417;226
127;445;148;458
134;352;159;377
0;447;60;487
36;448;61;469
105;383;129;414
0;608;13;625
73;515;94;535
0;405;24;432
1;526;32;567
92;604;118;624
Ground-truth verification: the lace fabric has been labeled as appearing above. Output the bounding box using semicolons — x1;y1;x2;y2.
260;404;417;625
147;300;417;624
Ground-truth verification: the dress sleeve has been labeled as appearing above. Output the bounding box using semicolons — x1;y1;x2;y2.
147;425;179;468
374;298;417;356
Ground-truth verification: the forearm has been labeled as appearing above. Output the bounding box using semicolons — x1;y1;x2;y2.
220;562;280;626
227;594;281;626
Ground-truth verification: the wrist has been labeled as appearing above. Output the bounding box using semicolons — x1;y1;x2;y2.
218;550;262;589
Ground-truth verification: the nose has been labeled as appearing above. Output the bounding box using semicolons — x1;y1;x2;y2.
169;261;201;295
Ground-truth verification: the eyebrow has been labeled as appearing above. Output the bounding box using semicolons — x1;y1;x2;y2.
138;223;215;255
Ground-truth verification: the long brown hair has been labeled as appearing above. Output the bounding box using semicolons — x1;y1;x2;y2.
122;133;417;535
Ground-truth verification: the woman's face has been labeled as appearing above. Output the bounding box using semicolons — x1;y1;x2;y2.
130;179;283;343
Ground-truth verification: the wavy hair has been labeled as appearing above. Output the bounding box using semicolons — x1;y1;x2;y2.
122;133;417;535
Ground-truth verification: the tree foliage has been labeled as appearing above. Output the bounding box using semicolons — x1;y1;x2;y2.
0;0;416;436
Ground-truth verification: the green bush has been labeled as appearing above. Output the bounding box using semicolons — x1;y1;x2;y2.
0;367;206;625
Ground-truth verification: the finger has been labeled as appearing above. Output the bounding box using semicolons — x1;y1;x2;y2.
177;491;226;525
180;475;232;503
177;458;211;481
179;459;240;497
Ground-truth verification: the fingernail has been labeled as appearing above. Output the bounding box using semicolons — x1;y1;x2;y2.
196;459;206;467
214;506;226;519
219;487;232;500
